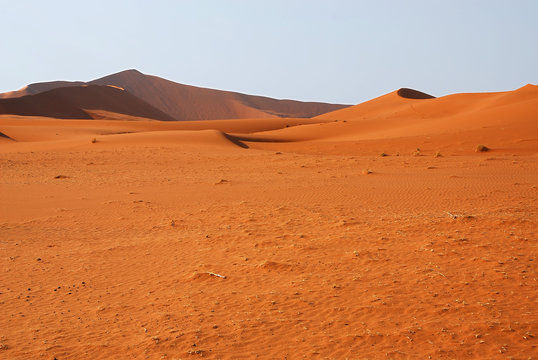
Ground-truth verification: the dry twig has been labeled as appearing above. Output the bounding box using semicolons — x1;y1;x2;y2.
207;272;226;279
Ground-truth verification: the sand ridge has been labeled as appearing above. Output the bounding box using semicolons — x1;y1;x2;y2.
0;116;329;149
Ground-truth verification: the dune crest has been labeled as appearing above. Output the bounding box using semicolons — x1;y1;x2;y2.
0;131;14;141
99;129;249;149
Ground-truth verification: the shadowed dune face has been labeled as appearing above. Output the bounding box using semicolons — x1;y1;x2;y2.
0;92;90;119
0;131;14;141
0;85;175;121
397;88;436;99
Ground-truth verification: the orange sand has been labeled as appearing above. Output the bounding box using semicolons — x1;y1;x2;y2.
0;85;537;359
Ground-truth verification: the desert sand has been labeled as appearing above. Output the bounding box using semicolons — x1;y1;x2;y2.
0;84;537;359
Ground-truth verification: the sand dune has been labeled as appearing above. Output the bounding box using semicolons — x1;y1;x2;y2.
0;116;327;145
90;70;350;120
1;85;535;154
317;84;538;124
0;84;536;359
0;81;85;99
91;129;248;149
0;70;350;120
0;85;175;121
232;85;538;155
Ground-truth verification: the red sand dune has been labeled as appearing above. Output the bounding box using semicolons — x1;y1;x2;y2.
0;85;175;121
232;85;538;155
0;84;536;359
0;70;350;120
316;84;538;125
90;70;351;120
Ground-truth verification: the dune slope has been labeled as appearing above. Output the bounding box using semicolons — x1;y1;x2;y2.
0;70;350;120
0;81;85;99
89;69;350;120
317;85;537;125
0;85;176;121
234;85;538;154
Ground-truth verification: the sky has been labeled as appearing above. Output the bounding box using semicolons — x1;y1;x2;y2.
1;0;537;104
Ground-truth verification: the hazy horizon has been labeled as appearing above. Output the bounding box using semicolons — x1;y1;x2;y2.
1;0;537;104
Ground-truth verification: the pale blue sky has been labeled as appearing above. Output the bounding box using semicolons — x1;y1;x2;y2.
1;1;537;104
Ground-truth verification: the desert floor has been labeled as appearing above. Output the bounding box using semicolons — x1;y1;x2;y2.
0;117;537;359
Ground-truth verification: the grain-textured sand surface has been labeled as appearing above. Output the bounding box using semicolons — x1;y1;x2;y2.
0;86;537;359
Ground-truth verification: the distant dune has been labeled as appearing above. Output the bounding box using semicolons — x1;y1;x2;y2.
0;85;175;121
0;70;350;120
0;81;85;99
91;70;350;120
230;84;538;153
